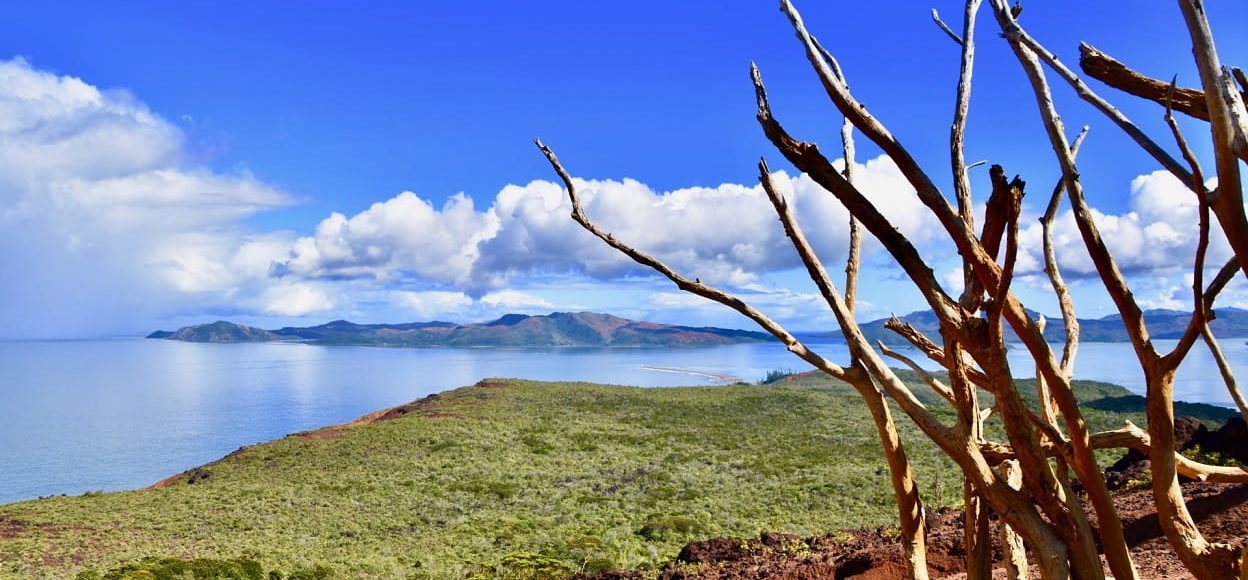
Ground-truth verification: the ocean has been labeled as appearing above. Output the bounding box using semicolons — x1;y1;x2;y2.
0;336;1241;504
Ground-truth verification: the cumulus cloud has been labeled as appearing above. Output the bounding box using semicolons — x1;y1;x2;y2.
276;192;498;283
259;282;335;316
0;51;958;338
0;58;294;337
393;290;474;319
1016;171;1233;279
386;289;560;322
0;59;181;190
6;55;1240;337
480;289;555;310
273;156;942;292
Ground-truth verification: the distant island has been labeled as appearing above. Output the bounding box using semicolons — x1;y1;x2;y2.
835;307;1248;344
147;311;773;347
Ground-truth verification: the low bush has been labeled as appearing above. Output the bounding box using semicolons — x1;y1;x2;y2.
73;556;332;580
637;514;706;541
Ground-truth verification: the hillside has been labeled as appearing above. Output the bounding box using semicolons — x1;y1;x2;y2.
832;307;1248;344
145;320;280;343
148;312;772;347
0;374;1233;579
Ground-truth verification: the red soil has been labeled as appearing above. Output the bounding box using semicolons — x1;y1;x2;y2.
571;481;1247;580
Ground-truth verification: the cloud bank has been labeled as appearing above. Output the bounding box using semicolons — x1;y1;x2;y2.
275;155;948;291
1;58;1239;337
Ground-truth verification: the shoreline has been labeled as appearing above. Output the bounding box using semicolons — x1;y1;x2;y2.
639;365;744;384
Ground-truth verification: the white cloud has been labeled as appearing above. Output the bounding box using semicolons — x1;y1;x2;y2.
0;58;295;337
272;156;941;294
1136;278;1188;311
0;58;181;190
49;168;289;231
4;56;1242;337
480;290;555;310
646;285;837;329
277;192;498;284
260;283;334;316
1017;171;1233;279
393;290;473;318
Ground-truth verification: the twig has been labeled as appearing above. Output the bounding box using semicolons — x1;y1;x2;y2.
1233;67;1248;94
1163;76;1217;367
879;341;955;405
752;61;961;320
816;41;863;321
1079;44;1228;122
1041;126;1089;379
930;9;964;45
535;139;849;381
1162;80;1248;425
950;0;985;310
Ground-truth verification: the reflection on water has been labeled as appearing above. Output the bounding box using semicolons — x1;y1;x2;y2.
0;336;1241;504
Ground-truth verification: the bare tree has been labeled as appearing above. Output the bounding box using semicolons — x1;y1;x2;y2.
538;1;1248;578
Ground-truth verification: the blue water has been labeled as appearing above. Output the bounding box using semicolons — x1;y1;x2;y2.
0;337;1242;505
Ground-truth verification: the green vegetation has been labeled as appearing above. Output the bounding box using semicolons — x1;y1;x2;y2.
72;556;332;580
0;374;1232;579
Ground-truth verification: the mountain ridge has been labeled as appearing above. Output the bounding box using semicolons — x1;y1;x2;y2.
148;311;773;347
149;307;1248;347
826;307;1248;344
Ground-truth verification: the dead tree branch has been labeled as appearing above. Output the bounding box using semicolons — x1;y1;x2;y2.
1079;43;1239;122
1178;0;1248;281
930;9;963;46
540;1;1248;577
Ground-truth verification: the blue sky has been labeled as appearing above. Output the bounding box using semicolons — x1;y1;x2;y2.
0;1;1245;338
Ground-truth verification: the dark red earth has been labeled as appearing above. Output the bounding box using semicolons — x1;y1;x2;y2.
571;418;1248;580
568;483;1246;580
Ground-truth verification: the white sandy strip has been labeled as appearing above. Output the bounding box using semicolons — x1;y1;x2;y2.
638;365;743;384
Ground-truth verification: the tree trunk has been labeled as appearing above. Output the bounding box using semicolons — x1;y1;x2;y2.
1146;364;1241;579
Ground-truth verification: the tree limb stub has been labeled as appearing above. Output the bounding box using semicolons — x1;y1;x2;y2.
1079;43;1233;122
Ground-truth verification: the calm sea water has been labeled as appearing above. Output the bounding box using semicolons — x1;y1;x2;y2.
1;337;1242;505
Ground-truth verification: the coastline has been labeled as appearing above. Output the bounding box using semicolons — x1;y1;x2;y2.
639;365;743;384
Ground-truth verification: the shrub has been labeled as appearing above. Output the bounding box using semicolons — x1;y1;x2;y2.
636;514;705;541
468;552;574;580
759;369;797;384
75;557;332;580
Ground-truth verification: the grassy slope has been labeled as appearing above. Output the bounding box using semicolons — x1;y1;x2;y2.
0;374;1232;579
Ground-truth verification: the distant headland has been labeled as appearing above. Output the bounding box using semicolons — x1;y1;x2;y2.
147;311;773;347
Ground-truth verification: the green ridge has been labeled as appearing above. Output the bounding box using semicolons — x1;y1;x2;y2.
0;375;1230;579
